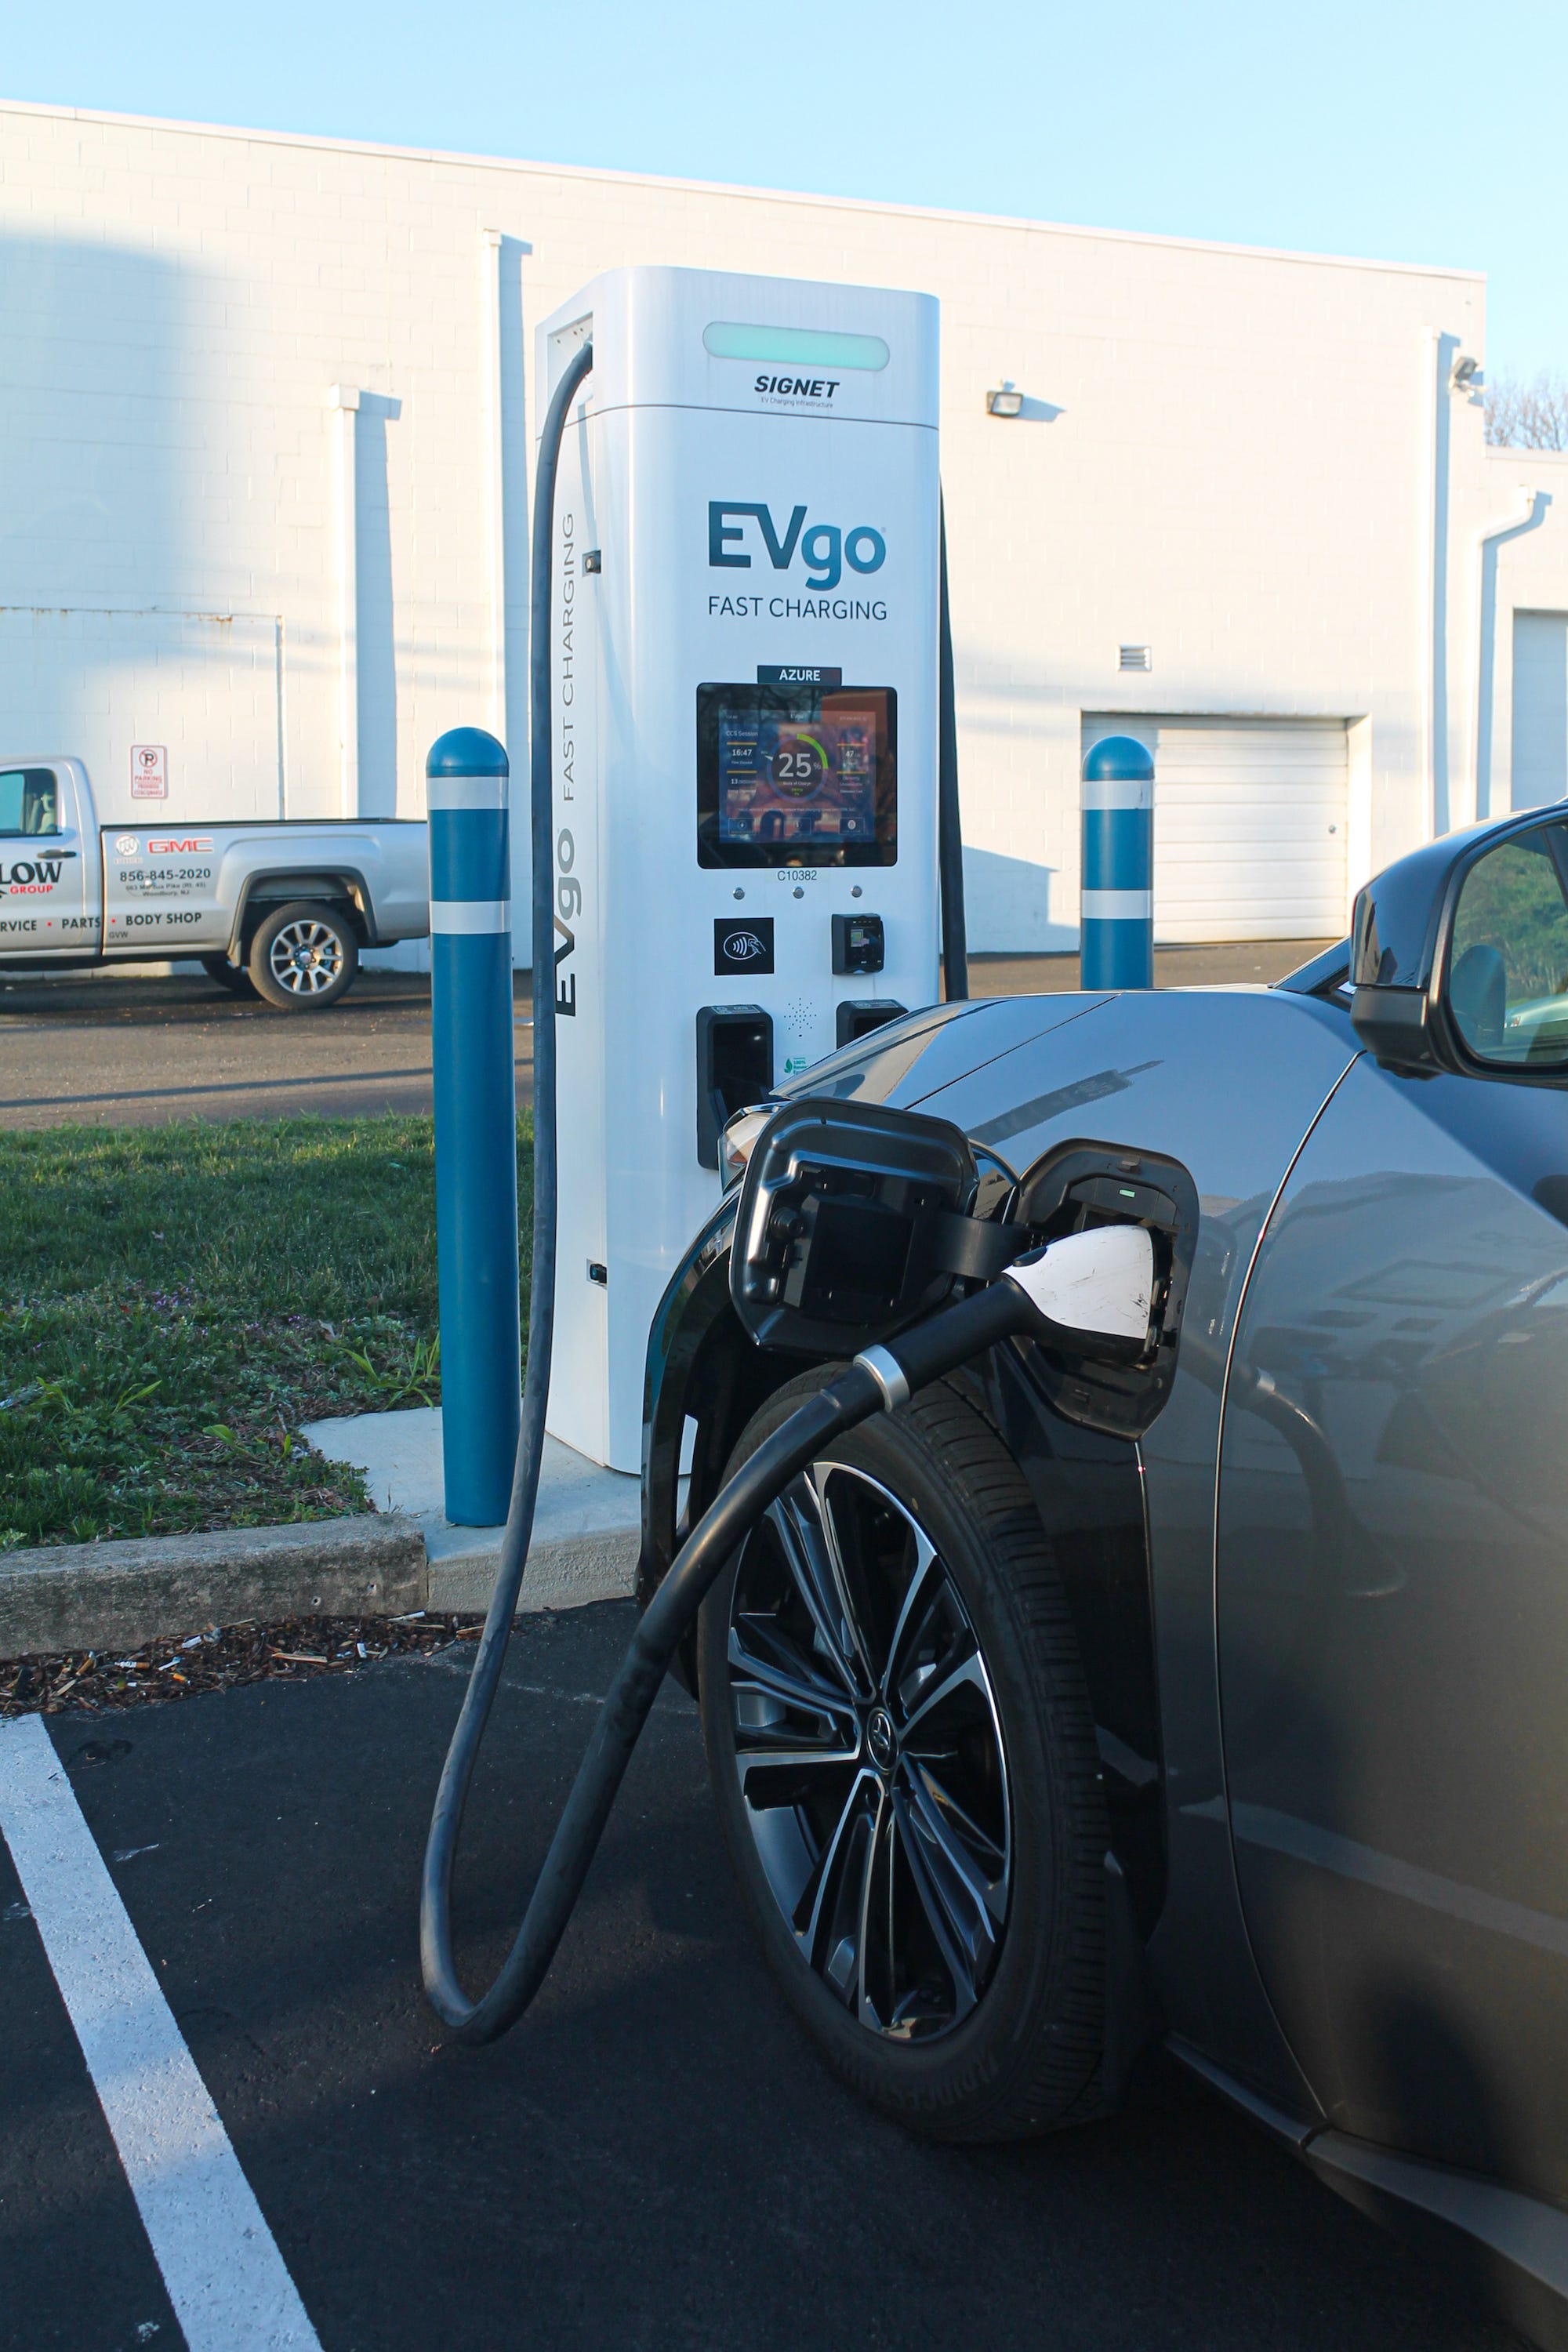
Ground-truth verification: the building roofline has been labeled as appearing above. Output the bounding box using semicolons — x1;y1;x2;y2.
1483;444;1568;465
0;95;1487;287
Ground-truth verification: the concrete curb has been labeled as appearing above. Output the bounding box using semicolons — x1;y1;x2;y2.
297;1403;642;1624
0;1509;643;1657
0;1514;426;1657
425;1526;639;1615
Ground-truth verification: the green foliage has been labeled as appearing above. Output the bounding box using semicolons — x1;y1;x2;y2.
1453;838;1568;1004
0;1113;534;1548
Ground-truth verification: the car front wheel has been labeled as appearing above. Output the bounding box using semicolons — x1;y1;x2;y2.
699;1365;1109;2142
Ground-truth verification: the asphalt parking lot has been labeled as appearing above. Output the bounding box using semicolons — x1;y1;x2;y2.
0;1604;1525;2352
0;942;1330;1131
0;970;516;1130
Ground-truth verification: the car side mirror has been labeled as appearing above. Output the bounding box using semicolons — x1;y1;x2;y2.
1350;811;1568;1083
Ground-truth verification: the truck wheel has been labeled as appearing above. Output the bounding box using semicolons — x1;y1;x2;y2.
698;1365;1109;2143
247;901;359;1011
199;953;256;999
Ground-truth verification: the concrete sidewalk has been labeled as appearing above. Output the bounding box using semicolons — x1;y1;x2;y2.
301;1406;641;1613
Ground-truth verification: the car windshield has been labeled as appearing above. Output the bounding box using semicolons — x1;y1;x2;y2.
1449;824;1568;1066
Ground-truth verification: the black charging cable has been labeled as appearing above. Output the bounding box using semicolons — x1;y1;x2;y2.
425;1263;1051;2044
419;338;593;2038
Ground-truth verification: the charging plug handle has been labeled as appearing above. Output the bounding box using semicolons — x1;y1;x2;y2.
857;1222;1156;1406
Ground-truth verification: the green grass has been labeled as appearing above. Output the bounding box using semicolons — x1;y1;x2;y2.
0;1115;533;1549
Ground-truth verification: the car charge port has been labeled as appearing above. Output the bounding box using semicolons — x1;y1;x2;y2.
1007;1142;1200;1439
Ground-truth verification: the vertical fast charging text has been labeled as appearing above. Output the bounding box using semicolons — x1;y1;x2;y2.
555;510;579;1017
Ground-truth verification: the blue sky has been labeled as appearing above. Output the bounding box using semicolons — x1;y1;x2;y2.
5;0;1566;374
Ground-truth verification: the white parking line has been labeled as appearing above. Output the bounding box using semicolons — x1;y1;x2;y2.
0;1713;321;2351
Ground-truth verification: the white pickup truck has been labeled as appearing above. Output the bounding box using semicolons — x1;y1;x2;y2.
0;758;429;1009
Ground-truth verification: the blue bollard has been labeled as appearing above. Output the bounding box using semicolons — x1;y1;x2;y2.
426;727;520;1526
1081;735;1155;990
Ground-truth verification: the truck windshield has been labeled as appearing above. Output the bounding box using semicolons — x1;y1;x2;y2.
0;769;61;836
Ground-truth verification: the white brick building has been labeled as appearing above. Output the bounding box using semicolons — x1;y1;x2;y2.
2;98;1565;953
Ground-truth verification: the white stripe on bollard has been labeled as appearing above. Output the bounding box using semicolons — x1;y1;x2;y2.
429;898;511;934
1082;776;1154;811
0;1713;321;2352
1080;888;1154;920
426;775;510;811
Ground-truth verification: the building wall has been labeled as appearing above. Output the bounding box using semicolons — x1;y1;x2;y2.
1472;448;1568;818
1;100;1563;953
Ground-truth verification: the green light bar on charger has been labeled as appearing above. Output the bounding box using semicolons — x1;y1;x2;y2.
702;321;890;371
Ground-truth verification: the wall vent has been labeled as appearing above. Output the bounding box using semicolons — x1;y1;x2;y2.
1119;644;1151;672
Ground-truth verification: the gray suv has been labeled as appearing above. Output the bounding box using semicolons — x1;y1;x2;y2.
640;804;1568;2350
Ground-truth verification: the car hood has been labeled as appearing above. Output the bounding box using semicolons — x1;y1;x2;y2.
775;993;1115;1116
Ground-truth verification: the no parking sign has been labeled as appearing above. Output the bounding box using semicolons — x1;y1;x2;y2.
130;744;167;800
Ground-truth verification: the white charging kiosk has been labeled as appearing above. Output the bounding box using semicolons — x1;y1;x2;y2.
537;266;941;1470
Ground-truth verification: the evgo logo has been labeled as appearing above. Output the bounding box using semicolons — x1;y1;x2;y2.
710;503;886;593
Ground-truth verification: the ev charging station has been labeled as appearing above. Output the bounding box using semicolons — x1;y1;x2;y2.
421;262;1164;2052
535;267;942;1472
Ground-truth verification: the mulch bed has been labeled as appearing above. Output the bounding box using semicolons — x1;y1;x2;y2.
0;1612;486;1717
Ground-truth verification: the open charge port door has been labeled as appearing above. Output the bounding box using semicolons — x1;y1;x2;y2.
1007;1139;1200;1439
836;998;908;1049
696;1004;774;1169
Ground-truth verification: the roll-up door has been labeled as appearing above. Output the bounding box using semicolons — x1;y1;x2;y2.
1081;714;1348;943
1512;611;1568;809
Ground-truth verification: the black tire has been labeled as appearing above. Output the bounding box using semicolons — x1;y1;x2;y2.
699;1364;1108;2142
246;900;359;1011
199;953;256;999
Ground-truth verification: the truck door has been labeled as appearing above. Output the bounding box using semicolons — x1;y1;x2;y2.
0;765;90;955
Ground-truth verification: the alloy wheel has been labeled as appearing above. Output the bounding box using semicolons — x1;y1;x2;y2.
268;918;344;996
724;1461;1012;2042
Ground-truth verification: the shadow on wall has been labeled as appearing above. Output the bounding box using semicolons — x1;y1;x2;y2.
0;231;281;819
497;234;533;771
963;845;1073;955
0;234;193;604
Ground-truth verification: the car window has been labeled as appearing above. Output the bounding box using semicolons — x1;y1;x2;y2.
1449;824;1568;1068
0;769;61;838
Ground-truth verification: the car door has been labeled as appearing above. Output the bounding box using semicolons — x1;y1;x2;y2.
0;765;90;954
1216;822;1568;2203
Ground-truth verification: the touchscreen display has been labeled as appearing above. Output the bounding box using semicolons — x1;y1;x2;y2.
697;684;896;867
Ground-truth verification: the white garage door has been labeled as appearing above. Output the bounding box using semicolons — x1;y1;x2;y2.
1082;713;1348;944
1512;611;1568;809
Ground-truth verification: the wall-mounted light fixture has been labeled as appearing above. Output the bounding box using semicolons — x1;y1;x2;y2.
1451;354;1483;393
986;382;1025;418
